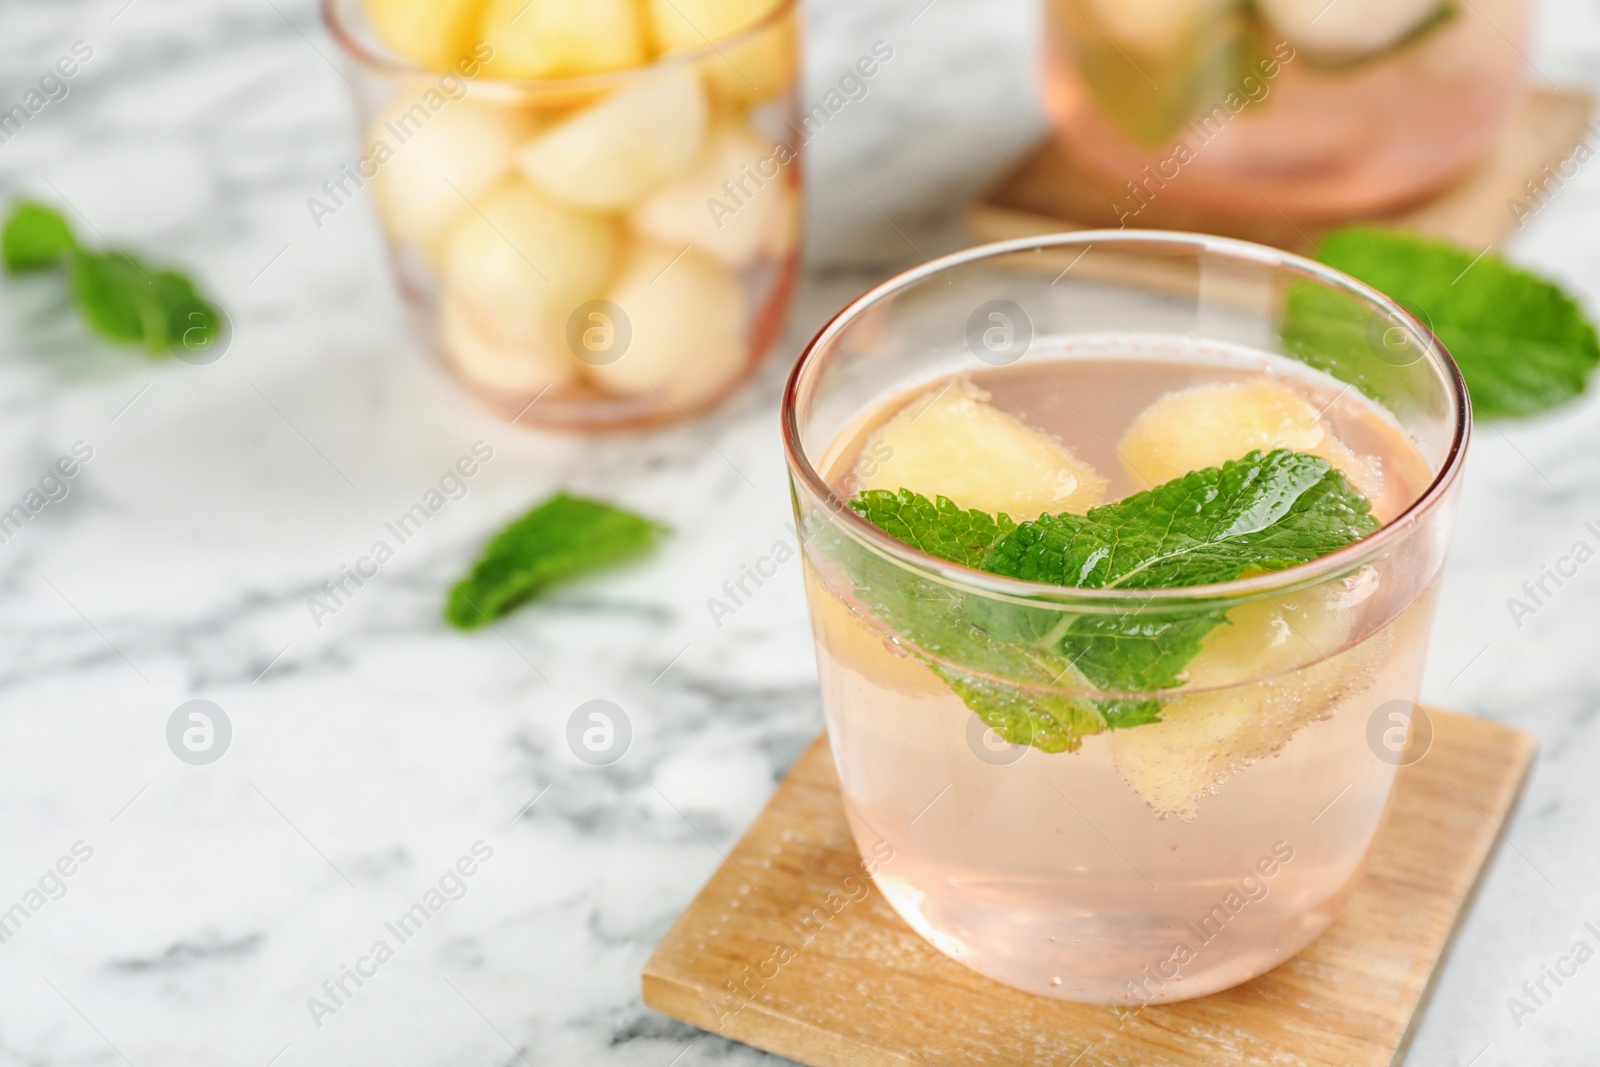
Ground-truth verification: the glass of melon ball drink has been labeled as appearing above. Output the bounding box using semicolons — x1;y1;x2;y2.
323;0;801;429
1041;0;1529;221
782;232;1469;1004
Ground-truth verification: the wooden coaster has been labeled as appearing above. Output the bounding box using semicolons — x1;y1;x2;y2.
643;709;1536;1067
967;88;1595;253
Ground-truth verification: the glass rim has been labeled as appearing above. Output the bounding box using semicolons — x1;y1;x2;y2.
321;0;797;94
780;229;1472;607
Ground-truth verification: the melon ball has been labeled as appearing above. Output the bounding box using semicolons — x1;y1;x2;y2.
1110;623;1389;820
628;118;794;267
803;569;943;697
1183;588;1356;690
479;0;646;79
1109;685;1305;821
705;14;798;104
363;0;487;70
646;0;783;51
584;240;748;409
366;94;532;249
440;296;579;396
1257;0;1448;59
1118;379;1383;500
516;70;708;209
857;380;1108;520
440;180;619;348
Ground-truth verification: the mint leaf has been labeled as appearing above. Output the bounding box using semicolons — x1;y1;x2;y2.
1053;610;1226;695
834;495;1104;752
851;489;1016;568
945;665;1109;754
2;199;225;358
3;202;77;271
1283;227;1600;418
842;450;1378;751
984;450;1376;591
982;450;1375;694
446;492;668;630
70;251;204;353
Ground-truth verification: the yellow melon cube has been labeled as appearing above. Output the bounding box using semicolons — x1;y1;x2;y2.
705;13;797;104
1111;590;1384;820
646;0;783;52
363;0;487;70
478;0;646;79
857;380;1108;520
1118;379;1383;500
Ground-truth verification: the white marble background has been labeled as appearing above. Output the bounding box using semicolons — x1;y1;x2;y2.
0;0;1597;1064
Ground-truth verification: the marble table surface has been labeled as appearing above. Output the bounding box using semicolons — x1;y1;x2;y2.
1;1;1598;1065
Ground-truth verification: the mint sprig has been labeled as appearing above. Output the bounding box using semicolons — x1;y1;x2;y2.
2;200;226;357
982;449;1376;592
850;491;1016;570
446;492;668;630
1282;226;1600;418
841;450;1377;751
843;489;1105;751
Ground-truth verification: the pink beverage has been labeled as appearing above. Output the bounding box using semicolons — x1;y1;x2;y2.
810;355;1435;1002
1040;0;1528;221
783;234;1470;1005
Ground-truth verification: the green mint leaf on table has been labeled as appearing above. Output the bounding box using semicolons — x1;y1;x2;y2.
446;492;668;630
2;199;226;357
3;202;78;271
71;250;208;353
1282;226;1600;418
844;450;1378;752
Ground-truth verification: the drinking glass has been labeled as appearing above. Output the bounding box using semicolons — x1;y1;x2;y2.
781;232;1469;1003
323;0;801;430
1040;0;1530;221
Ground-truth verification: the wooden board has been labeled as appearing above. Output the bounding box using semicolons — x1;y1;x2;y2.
967;88;1595;253
643;709;1536;1067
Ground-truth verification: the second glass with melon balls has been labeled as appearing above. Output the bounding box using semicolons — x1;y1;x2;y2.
324;0;801;430
783;232;1468;1003
1041;0;1530;220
